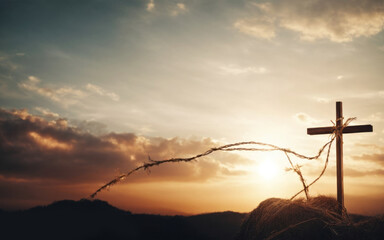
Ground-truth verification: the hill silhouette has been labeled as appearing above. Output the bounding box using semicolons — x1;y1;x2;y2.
2;197;384;240
0;199;246;240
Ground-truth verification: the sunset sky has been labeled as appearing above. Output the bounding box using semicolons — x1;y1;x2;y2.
1;0;384;215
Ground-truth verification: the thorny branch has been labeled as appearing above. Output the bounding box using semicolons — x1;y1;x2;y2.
90;118;355;200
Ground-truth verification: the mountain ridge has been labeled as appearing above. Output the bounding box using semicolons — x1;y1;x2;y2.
0;198;247;240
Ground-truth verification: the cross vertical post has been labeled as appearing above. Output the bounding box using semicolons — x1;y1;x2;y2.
336;101;344;211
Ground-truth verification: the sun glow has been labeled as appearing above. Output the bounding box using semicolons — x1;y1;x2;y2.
257;160;279;180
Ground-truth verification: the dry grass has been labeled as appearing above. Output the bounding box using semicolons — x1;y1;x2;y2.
236;196;384;240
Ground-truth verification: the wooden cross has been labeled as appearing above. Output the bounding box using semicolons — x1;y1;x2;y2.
307;101;373;212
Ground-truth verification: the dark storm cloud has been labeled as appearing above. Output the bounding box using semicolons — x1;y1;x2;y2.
0;108;251;185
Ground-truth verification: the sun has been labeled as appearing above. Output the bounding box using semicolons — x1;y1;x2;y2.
257;160;279;180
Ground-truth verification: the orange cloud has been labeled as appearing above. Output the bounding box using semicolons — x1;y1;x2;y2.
0;107;255;212
29;131;72;150
0;108;252;184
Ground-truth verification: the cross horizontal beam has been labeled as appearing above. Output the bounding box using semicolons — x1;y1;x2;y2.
307;124;373;135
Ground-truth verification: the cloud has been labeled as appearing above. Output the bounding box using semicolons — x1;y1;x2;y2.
147;0;155;12
294;112;320;125
306;164;384;178
86;83;120;101
362;112;384;122
219;65;267;75
34;107;60;118
69;119;108;136
0;52;19;71
147;1;187;16
29;131;73;150
19;76;86;105
235;0;384;42
351;144;384;176
19;76;120;105
354;153;384;168
234;16;276;40
346;168;384;177
0;108;252;186
346;90;384;99
314;97;331;103
171;3;188;16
